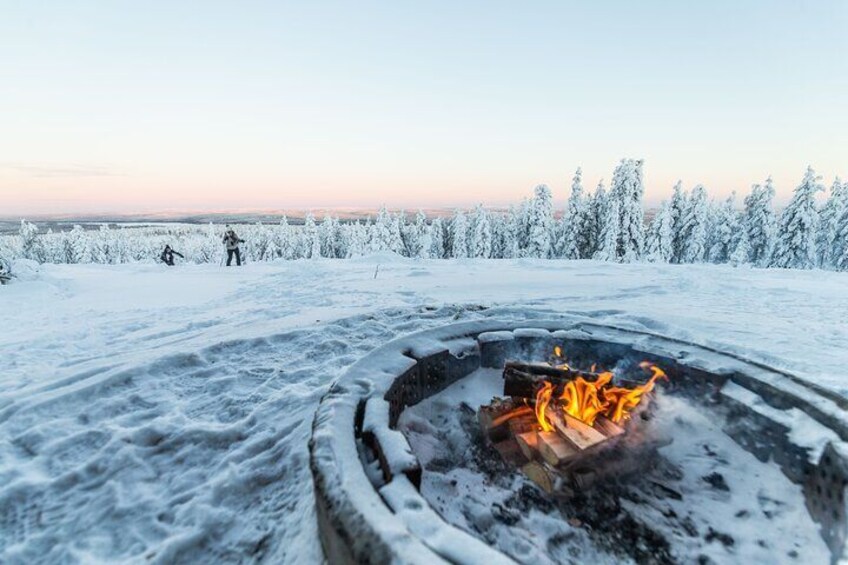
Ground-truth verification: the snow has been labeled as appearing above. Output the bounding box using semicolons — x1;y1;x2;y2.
1;256;847;562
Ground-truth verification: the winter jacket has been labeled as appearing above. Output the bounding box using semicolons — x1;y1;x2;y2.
223;232;243;250
160;248;184;265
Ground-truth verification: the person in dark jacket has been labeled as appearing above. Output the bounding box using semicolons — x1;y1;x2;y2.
160;245;184;266
223;226;245;266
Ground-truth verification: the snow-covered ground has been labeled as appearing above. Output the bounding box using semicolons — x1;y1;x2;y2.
1;256;847;563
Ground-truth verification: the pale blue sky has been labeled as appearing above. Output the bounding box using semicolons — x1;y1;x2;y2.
1;1;846;215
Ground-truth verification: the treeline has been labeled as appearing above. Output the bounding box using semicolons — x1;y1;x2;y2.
3;159;847;271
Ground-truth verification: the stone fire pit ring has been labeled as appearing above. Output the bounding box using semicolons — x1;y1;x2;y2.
308;319;848;564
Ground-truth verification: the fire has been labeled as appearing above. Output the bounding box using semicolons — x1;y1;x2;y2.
534;355;668;429
535;381;554;432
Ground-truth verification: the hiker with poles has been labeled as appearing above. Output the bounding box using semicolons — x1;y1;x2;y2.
222;226;245;266
160;245;184;266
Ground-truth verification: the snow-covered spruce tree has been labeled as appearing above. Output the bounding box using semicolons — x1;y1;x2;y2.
428;217;446;259
730;228;751;267
606;159;646;262
668;181;688;263
559;168;586;260
303;213;320;259
742;178;777;267
593;199;620;262
194;222;220;263
450;210;469;258
583;181;606;258
524;185;554;258
319;216;335;258
402;210;429;258
502;206;522;259
389;212;405;255
833;204;848;271
489;213;506;259
678;185;709;263
469;204;493;258
344;221;366;258
645;200;674;263
372;206;393;253
89;224;113;264
771;166;825;269
706;192;738;264
19;220;45;263
62;225;90;264
817;177;847;268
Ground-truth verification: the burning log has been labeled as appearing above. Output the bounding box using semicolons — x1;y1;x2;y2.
593;415;625;438
503;361;600;399
544;406;607;451
477;398;534;443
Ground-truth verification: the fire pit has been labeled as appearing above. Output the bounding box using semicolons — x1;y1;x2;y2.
309;320;848;563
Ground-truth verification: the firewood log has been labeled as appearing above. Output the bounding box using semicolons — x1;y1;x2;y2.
515;431;539;461
593;415;625;438
521;461;564;494
537;431;579;467
478;399;533;443
502;362;599;399
544;406;607;451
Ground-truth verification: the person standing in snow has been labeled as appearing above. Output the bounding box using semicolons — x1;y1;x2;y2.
223;226;245;266
160;245;184;266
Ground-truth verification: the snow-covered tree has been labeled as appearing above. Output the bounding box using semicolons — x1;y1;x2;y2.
389;212;405;255
345;221;368;258
371;206;393;253
62;225;89;264
559;168;586;260
834;204;848;271
668;181;688;263
706;193;738;264
583;181;606;258
524;185;553;258
678;185;709;263
605;159;646;261
817;177;847;268
98;224;119;263
645;200;674;263
729;228;750;267
428;217;446;259
742;178;777;267
450;210;469;258
469;204;492;258
501;206;522;259
771;166;824;269
403;211;429;258
303;214;320;259
19;220;44;263
593;199;620;262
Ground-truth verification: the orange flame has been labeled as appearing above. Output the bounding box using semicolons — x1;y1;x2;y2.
535;381;554;432
534;356;668;429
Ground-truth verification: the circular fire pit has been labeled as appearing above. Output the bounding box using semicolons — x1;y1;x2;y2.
309;320;848;563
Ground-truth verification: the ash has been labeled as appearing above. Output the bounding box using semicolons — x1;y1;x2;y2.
399;368;829;564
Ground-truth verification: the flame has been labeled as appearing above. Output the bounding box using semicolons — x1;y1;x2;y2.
533;357;668;429
535;381;554;432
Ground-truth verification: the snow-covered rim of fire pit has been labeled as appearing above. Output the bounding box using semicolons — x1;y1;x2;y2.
308;319;848;564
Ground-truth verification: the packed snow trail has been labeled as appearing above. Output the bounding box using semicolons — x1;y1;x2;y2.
0;257;847;562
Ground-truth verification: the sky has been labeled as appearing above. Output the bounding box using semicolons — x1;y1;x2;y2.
1;1;846;216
